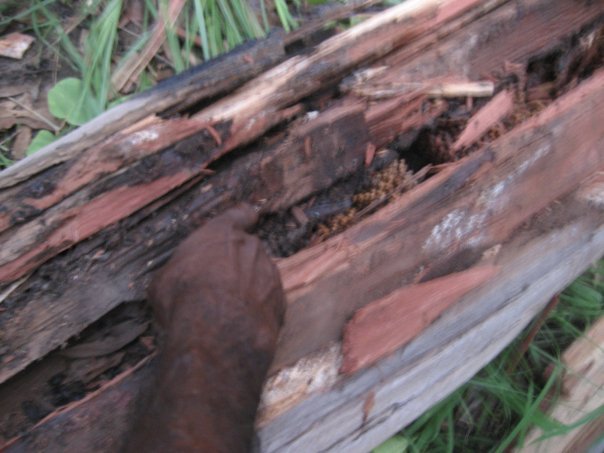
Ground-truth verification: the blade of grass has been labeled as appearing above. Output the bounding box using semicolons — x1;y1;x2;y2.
193;0;210;60
259;0;270;32
31;2;84;72
217;0;244;45
162;0;186;72
0;0;57;27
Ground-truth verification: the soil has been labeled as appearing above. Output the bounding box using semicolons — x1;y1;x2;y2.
0;4;602;445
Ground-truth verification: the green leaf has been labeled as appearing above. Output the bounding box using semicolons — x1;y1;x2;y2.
374;435;409;453
27;130;57;155
47;77;99;126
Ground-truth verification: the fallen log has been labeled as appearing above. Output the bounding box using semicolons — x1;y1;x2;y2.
0;0;603;450
0;0;501;286
0;0;514;383
5;133;604;453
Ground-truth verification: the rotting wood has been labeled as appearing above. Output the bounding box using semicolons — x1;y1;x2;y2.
0;101;370;384
5;177;604;453
0;0;600;385
341;265;499;374
0;0;494;285
273;70;604;371
379;0;604;85
451;89;514;154
0;0;603;449
518;316;604;453
365;95;447;148
0;0;496;189
261;207;604;453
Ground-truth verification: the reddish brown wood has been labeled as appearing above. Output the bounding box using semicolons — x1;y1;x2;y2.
0;0;491;287
452;89;514;153
4;96;604;452
273;69;604;371
341;265;499;374
0;116;206;233
0;101;370;384
0;3;602;450
365;95;447;148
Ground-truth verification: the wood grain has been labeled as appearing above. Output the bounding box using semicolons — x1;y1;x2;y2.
341;265;499;374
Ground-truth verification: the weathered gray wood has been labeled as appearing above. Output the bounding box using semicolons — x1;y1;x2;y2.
257;199;604;452
5;181;603;453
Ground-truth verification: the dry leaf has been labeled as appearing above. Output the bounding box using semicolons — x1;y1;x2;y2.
0;32;34;59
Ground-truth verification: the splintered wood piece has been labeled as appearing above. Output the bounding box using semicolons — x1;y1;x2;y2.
341;266;499;374
0;33;34;59
452;89;514;153
425;80;494;98
365;95;447;148
518;317;604;453
358;80;495;99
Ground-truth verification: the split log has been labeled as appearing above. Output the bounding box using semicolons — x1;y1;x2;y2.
5;131;604;453
0;0;603;451
4;66;604;453
0;0;499;285
0;0;510;383
0;101;368;383
273;65;604;366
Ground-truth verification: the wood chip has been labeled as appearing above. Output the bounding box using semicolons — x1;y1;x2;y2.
59;320;149;359
452;89;514;153
12;125;32;160
341;266;499;374
0;33;34;60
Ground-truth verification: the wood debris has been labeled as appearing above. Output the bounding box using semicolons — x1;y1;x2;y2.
0;33;34;59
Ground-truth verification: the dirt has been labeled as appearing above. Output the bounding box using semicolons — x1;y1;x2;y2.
0;11;602;447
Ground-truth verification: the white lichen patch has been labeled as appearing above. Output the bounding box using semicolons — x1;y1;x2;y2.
576;178;604;208
257;343;342;425
479;142;552;211
128;129;159;146
423;208;487;253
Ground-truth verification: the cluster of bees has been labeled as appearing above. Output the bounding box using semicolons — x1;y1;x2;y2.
315;158;415;239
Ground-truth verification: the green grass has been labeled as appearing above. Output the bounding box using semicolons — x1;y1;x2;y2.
375;259;604;453
0;0;301;165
